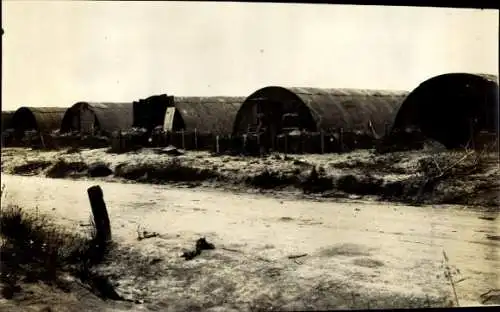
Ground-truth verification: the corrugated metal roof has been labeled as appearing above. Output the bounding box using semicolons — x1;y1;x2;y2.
12;107;67;132
237;86;409;137
173;96;244;135
61;102;134;134
390;72;499;148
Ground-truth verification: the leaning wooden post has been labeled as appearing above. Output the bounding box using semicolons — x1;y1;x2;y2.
194;128;198;150
87;185;112;243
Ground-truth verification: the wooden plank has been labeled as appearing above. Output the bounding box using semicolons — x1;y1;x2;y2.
163;107;176;132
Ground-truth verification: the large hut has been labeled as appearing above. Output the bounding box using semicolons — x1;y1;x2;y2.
1;111;15;131
232;86;409;148
10;107;67;138
60;102;134;136
389;73;499;149
163;96;244;135
133;94;175;131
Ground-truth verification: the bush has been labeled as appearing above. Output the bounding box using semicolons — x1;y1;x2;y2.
300;167;334;194
88;162;113;178
12;161;52;175
115;159;219;183
46;160;88;178
247;169;299;189
336;174;384;195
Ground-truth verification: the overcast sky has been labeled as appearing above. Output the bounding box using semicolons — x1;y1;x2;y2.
1;1;498;111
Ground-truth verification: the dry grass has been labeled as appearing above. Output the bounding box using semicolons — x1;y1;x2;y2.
0;204;117;301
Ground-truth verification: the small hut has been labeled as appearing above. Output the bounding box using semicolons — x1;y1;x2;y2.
163;96;244;135
11;107;67;139
389;73;499;149
232;86;409;150
60;102;134;136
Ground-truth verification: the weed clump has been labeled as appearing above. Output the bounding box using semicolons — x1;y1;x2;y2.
247;169;299;189
12;161;52;175
301;166;334;194
115;159;219;183
46;159;88;178
0;206;115;300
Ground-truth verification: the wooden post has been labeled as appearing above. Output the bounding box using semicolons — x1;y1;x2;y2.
181;129;185;150
194;128;198;150
469;119;475;150
40;133;46;149
117;131;122;152
300;132;304;154
339;128;344;153
284;133;288;156
87;185;112;243
320;130;325;154
216;135;220;154
243;134;247;153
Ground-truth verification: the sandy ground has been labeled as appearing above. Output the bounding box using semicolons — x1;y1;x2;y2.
1;147;499;209
1;174;499;311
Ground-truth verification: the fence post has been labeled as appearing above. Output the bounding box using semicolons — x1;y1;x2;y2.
87;185;112;243
320;130;325;154
118;131;122;152
181;129;185;150
284;133;288;156
40;133;46;149
339;128;344;153
216;135;220;154
243;134;247;154
194;128;198;150
300;132;304;154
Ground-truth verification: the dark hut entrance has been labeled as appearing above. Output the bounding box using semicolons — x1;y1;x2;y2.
11;108;38;139
248;98;307;150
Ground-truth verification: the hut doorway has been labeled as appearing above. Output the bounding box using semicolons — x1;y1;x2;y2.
80;106;97;135
162;107;186;132
247;98;310;151
11;108;38;140
252;99;286;150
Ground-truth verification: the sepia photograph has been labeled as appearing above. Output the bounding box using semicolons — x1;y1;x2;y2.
1;1;499;311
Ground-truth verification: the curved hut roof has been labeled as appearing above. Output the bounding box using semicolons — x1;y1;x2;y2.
173;96;244;135
390;72;499;148
233;86;409;137
11;107;67;133
61;102;134;134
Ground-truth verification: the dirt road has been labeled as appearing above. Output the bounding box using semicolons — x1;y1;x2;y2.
1;174;498;310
